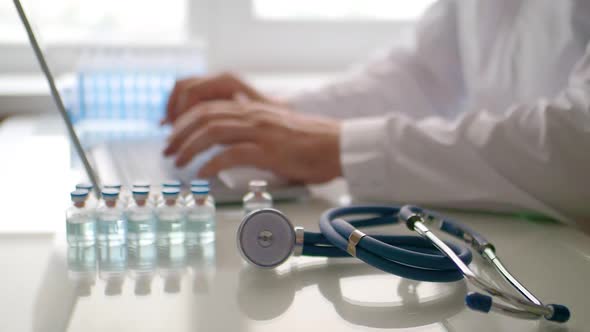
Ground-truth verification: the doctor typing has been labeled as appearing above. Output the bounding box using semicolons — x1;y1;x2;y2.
162;0;590;229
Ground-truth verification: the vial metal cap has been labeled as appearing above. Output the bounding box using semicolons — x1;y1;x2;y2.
71;189;89;202
104;183;122;189
249;180;268;191
162;187;180;197
132;181;151;189
101;188;120;200
162;180;182;188
75;182;93;191
190;179;209;187
190;186;209;195
132;187;150;198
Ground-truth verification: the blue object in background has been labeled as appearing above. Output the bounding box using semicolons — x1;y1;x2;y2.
62;70;175;150
60;48;206;149
63;70;192;144
74;70;175;124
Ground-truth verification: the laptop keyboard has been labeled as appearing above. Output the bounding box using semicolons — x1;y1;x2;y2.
89;135;308;202
105;138;224;188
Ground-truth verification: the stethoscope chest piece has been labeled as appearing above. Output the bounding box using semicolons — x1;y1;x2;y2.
237;208;296;268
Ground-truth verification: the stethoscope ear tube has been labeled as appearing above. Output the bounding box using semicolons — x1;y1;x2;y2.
401;205;494;255
438;219;495;254
400;205;570;323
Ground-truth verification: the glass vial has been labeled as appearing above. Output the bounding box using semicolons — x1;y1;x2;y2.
133;181;155;206
126;187;156;247
243;180;273;215
190;179;215;206
103;183;128;207
185;186;216;246
75;182;97;208
160;179;183;206
156;187;186;246
66;189;96;247
96;188;126;246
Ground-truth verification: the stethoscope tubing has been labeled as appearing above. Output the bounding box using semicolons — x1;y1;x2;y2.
316;205;472;282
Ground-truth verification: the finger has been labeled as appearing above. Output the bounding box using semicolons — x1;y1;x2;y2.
198;143;267;178
233;92;251;105
174;80;201;119
174;73;256;116
171;101;241;142
174;120;260;167
164;77;195;124
163;102;245;156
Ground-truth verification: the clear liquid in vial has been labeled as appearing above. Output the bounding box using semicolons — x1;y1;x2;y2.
156;215;185;246
66;189;96;247
186;190;216;246
127;216;156;246
156;189;185;247
127;189;156;247
243;180;273;215
96;189;126;246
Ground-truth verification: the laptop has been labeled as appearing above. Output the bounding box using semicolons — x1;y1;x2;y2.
14;0;307;202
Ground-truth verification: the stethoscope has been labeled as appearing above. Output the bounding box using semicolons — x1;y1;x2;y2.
236;205;570;323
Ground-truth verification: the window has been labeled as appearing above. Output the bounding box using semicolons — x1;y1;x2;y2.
253;0;434;21
0;0;434;73
207;0;435;71
0;0;186;43
0;0;188;73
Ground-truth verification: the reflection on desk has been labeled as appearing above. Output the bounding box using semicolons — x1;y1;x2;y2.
34;240;470;332
67;242;216;297
237;260;467;329
33;241;216;332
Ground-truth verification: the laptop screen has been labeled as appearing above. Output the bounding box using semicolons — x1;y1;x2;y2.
14;0;205;194
13;0;102;195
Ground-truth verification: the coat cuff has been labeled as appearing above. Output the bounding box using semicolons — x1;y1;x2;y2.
340;117;390;201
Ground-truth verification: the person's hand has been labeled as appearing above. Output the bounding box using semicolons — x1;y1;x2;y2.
162;72;278;125
163;99;342;184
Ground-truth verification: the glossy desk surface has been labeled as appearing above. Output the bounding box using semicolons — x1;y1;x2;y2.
1;195;590;332
1;115;589;332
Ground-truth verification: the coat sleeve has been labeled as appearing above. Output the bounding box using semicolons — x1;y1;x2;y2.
289;0;465;120
341;43;590;227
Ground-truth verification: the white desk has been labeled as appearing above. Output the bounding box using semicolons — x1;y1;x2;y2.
0;115;589;331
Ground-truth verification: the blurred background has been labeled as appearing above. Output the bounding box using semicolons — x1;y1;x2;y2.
0;0;434;233
0;0;434;114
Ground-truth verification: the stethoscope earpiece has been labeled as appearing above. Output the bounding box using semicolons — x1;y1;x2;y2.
237;209;296;268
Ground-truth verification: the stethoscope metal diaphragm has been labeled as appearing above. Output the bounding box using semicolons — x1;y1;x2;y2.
237;208;302;268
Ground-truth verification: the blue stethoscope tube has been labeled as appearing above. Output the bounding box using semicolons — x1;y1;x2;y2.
315;205;472;282
236;205;570;323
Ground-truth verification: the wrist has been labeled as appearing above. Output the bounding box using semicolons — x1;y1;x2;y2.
340;117;389;199
303;116;342;183
326;120;343;179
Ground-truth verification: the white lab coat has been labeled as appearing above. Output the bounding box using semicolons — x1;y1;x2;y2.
290;0;590;227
